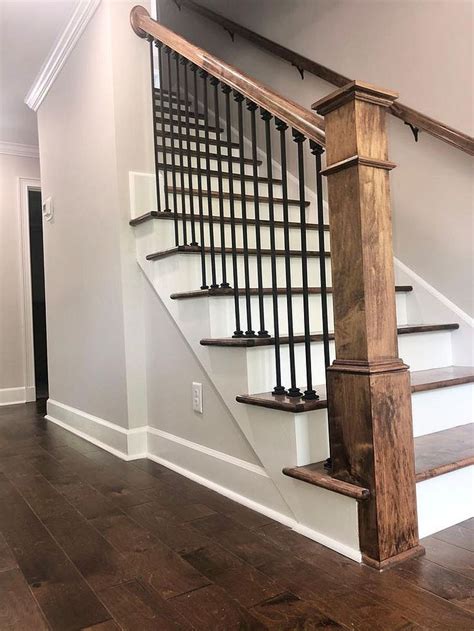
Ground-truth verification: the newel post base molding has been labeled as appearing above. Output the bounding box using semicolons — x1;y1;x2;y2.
314;81;423;568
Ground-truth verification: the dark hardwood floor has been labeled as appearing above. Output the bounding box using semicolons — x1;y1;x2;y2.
0;403;473;630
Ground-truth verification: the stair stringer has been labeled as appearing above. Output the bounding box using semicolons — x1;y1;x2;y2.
132;210;362;561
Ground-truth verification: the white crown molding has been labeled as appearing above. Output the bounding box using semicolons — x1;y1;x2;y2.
25;0;102;112
0;142;39;159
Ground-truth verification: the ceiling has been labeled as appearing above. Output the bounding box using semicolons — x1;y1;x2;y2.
0;0;78;146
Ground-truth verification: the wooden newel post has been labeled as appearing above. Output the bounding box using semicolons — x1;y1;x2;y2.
314;81;424;569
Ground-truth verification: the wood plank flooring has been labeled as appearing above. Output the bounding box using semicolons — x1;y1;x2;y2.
0;402;473;630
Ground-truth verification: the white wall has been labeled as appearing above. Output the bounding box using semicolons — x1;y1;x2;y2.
0;153;40;402
158;0;474;315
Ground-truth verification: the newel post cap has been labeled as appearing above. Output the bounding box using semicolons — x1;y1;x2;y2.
312;80;399;116
130;5;150;38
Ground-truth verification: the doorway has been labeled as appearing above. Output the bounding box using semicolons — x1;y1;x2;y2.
28;189;49;400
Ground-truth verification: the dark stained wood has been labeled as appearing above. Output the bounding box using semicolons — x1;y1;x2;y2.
154;104;205;120
158;163;281;184
433;524;474;553
155;129;240;150
201;323;459;347
157;186;310;207
156;117;222;133
415;423;474;482
282;461;370;500
131;5;326;145
175;0;474;155
1;403;474;629
147;244;326;261
0;568;49;630
315;82;420;569
157;145;260;165
171;284;411;300
236;364;472;413
410;365;474;392
131;209;328;231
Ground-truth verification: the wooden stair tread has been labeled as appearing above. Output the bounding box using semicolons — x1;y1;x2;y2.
158;162;281;186
170;285;412;300
130;210;327;230
146;245;329;261
236;365;473;413
201;323;460;347
155;106;205;120
157;147;260;165
282;423;473;498
156;130;239;149
415;424;474;482
282;462;370;500
156;120;222;133
169;188;309;207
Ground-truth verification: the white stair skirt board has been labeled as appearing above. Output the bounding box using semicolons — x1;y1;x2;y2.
417;466;474;538
46;399;147;460
412;383;474;437
0;386;36;406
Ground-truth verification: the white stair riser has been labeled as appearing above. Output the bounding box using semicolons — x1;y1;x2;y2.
207;292;409;337
242;329;454;394
417;466;474;537
412;383;473;437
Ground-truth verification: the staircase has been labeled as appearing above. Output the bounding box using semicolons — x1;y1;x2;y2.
129;7;474;568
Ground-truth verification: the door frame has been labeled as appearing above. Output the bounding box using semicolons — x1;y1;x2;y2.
18;177;42;402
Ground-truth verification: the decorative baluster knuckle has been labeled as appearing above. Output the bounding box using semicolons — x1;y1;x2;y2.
275;118;288;132
260;108;272;122
292;128;306;143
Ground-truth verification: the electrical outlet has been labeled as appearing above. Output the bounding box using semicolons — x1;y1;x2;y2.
192;382;203;414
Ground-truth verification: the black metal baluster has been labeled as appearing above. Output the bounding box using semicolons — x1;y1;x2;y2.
311;141;330;370
147;36;162;214
276;119;301;397
261;109;285;394
211;77;229;288
156;41;170;213
222;85;243;337
191;64;208;289
165;47;179;246
174;53;187;245
234;91;255;336
201;70;219;288
181;59;197;245
293;130;318;400
248;100;269;338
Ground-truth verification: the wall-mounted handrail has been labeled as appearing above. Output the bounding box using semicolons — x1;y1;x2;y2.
174;0;474;156
130;5;325;146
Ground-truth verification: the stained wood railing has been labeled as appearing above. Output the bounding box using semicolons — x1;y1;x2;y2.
174;0;474;156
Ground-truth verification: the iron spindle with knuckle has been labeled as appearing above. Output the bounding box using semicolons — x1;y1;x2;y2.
147;36;162;214
222;84;243;338
138;9;331;400
181;57;197;246
155;41;171;214
173;52;188;245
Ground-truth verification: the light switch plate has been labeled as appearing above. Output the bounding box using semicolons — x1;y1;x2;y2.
192;382;203;414
42;196;54;222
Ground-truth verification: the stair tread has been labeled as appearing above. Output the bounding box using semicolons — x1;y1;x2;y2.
201;323;460;347
156;130;240;149
282;462;370;500
236;365;474;413
158;163;281;186
282;422;474;497
170;285;412;300
146;245;329;261
156;120;222;133
170;188;310;207
157;148;260;165
130;210;327;230
415;423;474;482
155;106;205;120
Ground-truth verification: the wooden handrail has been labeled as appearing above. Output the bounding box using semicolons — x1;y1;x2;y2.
130;6;325;146
175;0;474;156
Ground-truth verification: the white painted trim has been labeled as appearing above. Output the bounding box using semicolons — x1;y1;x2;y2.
25;0;102;111
147;452;362;562
18;178;42;403
147;426;269;478
395;257;474;328
46;399;147;460
0;142;39;159
0;387;36;406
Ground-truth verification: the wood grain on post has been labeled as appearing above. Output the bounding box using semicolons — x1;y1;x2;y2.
314;81;424;569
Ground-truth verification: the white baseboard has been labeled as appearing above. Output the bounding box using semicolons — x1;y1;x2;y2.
46;399;147;460
0;386;35;406
146;451;362;562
